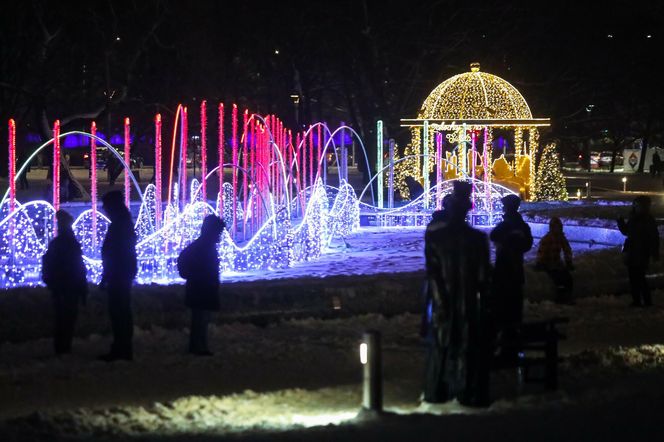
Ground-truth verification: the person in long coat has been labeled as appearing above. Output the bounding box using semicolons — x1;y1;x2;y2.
423;181;492;407
178;215;226;355
42;210;88;355
618;196;660;306
99;190;137;361
490;195;533;326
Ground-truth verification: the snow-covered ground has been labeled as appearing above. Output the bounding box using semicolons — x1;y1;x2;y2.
2;293;664;440
2;221;664;440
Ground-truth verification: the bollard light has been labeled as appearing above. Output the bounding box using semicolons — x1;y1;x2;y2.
576;189;581;200
361;331;382;412
622;176;627;192
585;181;591;199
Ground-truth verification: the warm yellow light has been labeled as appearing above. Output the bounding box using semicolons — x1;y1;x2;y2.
418;63;533;121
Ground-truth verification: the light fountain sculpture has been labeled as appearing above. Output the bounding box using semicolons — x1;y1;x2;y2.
0;106;367;288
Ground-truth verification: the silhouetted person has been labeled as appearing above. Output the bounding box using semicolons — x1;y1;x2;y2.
490;194;532;364
423;181;492;407
178;215;226;356
535;217;574;304
618;196;660;307
421;194;453;339
490;195;533;326
42;210;88;355
99;190;137;361
18;148;30;190
405;176;424;201
106;153;122;186
652;151;661;177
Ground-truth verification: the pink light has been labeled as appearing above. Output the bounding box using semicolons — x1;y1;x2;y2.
231;104;238;236
167;104;183;207
53;120;61;214
317;124;322;180
200;100;207;202
8;119;16;214
309;126;314;188
218;103;224;214
91;122;98;248
180;107;188;209
243;110;249;234
435;132;442;209
155;114;162;228
124;117;131;208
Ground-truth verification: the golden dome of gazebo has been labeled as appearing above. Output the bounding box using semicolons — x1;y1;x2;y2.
401;63;549;127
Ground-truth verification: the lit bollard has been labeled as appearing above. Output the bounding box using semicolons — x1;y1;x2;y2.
585;181;591;199
360;331;382;412
622;176;627;192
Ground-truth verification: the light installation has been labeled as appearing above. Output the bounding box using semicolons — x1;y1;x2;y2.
397;62;552;206
0;111;366;289
1;90;523;289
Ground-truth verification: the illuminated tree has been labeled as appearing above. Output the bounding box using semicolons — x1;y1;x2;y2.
532;142;568;201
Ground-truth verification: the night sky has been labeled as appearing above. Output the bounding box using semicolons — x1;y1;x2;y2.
0;0;662;167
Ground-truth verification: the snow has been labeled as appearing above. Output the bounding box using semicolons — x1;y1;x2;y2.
2;293;664;440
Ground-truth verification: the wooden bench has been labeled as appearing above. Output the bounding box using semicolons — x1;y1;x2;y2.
495;317;569;390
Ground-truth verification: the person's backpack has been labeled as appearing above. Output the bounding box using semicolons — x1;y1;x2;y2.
177;242;194;279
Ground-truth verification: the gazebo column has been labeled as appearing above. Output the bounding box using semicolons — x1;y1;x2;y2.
514;127;524;160
483;127;493;215
422;120;430;209
460;124;468;176
435;132;443;209
528;127;540;200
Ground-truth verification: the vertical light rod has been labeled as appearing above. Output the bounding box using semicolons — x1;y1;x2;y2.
52;120;61;213
91;121;98;248
388;138;395;209
154;114;162;228
218;103;224;214
435;132;443;209
460;123;467;176
200;100;207;202
180;107;188;209
124;117;131;208
422;120;430;209
376;120;383;209
8;119;16;213
231;104;238;235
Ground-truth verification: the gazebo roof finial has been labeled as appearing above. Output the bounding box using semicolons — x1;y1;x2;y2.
470;62;480;72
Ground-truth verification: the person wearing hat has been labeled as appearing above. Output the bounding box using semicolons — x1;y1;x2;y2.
42;210;88;355
618;196;660;307
490;194;533;361
178;215;226;356
99;190;137;361
423;181;492;407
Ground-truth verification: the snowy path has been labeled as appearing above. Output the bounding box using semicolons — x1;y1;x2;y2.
2;293;664;440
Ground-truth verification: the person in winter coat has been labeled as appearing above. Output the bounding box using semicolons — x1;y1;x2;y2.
423;181;492;407
178;215;226;356
42;210;88;355
535;217;574;304
618;196;660;307
99;190;137;361
421;194;453;339
490;194;533;326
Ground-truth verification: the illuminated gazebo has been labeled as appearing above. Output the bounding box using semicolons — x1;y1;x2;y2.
398;62;550;203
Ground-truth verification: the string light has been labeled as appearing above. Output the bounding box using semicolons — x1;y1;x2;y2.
532;142;568;201
397;63;550;202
